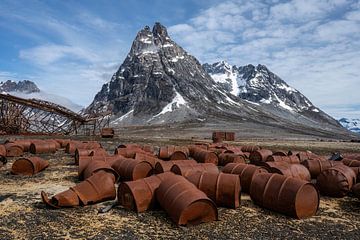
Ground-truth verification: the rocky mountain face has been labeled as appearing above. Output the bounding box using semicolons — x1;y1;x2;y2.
0;80;40;93
339;118;360;134
87;22;352;138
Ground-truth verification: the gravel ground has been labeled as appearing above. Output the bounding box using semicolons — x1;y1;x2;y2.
1;135;360;239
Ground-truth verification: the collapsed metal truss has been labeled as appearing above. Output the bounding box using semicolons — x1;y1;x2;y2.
0;93;110;135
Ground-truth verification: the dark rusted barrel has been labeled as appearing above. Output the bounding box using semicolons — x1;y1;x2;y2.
4;143;24;157
171;163;219;176
191;149;218;165
155;160;197;174
302;159;342;179
11;157;49;176
156;174;218;225
29;141;57;154
261;162;311;181
111;158;153;181
224;146;243;155
78;155;125;172
65;141;101;154
342;158;360;167
266;155;300;164
222;163;268;193
272;150;288;156
317;164;357;197
159;146;189;160
0;144;6;157
296;151;325;162
351;167;360;181
249;149;273;165
118;172;174;212
80;160;118;181
54;139;71;148
134;152;160;167
186;171;241;209
12;139;33;152
342;153;360;161
241;145;260;152
218;153;246;166
250;173;319;219
114;147;147;158
352;183;360;199
75;148;108;165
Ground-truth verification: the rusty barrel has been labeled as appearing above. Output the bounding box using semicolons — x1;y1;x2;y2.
296;151;324;162
159;146;189;160
266;155;300;164
134;152;160;167
261;162;311;181
191;149;218;165
4;143;24;157
224;146;244;155
155;160;197;174
218;153;246;166
79;160;118;181
54;139;71;148
171;163;219;177
0;144;6;157
65;141;101;154
342;153;360;161
317;164;357;197
114;147;147;158
342;158;360;167
118;172;174;212
78;155;125;175
156;174;218;225
29;140;57;154
75;148;108;165
111;158;153;181
272;150;288;156
101;128;115;138
186;171;241;209
222;163;268;193
250;173;319;219
11;157;49;176
351;167;360;181
241;145;260;152
249;149;273;165
12;139;33;152
302;159;342;179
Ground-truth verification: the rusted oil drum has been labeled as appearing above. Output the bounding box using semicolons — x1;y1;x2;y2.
0;144;6;157
342;158;360;167
218;153;246;166
191;149;218;165
118;172;174;212
222;163;268;193
261;162;311;181
241;145;261;152
80;160;118;181
224;146;243;155
78;155;125;172
155;160;197;174
111;158;153;181
351;167;360;181
317;164;357;197
250;173;319;219
29;141;57;154
352;183;360;199
114;147;147;158
296;151;324;162
156;174;218;225
249;149;273;165
185;171;241;209
12;139;33;152
171;163;219;177
266;155;300;164
134;153;160;167
75;148;108;165
54;139;71;148
302;159;342;179
159;146;189;160
272;150;288;156
65;141;101;154
11;157;49;176
208;148;227;156
342;153;360;161
4;143;24;157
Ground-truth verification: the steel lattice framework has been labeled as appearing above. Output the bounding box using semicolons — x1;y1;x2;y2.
0;93;110;135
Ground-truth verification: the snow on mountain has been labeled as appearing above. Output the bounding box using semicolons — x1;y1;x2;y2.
338;118;360;134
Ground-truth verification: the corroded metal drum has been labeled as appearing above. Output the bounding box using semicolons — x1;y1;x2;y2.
241;145;260;152
190;149;218;165
134;152;160;167
158;145;189;160
111;158;153;181
29;140;57;154
266;155;300;164
11;157;49;176
0;144;6;157
79;160;118;181
171;163;219;176
296;151;325;162
156;174;218;225
342;158;360;167
4;143;24;157
218;153;246;166
222;163;268;193
66;141;101;154
154;160;197;174
250;173;319;219
302;159;342;179
249;149;273;165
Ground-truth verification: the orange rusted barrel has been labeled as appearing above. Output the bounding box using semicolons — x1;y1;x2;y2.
250;173;319;219
266;155;300;164
118;172;174;212
134;152;160;167
302;159;342;179
4;143;24;157
224;146;244;155
218;153;246;166
186;171;241;209
249;149;273;165
12;139;33;152
42;171;116;208
75;148;108;165
79;160;118;181
241;145;260;152
296;151;325;162
272;150;288;156
342;158;360;167
212;131;225;143
158;146;189;160
65;141;101;154
11;157;49;176
317;164;357;197
78;155;125;175
222;163;268;193
154;160;197;174
171;163;219;177
156;174;218;225
29;140;57;154
191;149;218;165
342;153;360;161
261;162;311;181
208;148;227;156
114;147;147;158
111;158;153;181
54;138;71;148
0;144;6;157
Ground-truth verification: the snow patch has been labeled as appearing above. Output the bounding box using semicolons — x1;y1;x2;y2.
139;37;152;44
163;43;174;47
312;108;320;112
273;94;294;112
152;91;187;118
113;110;134;123
170;55;185;62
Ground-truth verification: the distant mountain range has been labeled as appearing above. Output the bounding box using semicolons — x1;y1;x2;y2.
338;118;360;134
0;80;83;112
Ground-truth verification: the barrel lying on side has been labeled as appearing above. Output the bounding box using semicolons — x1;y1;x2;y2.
155;160;197;174
79;160;118;181
302;159;342;179
222;163;268;193
342;158;360;167
261;162;311;181
296;151;324;162
249;149;273;165
250;173;319;219
241;146;261;152
118;172;174;212
5;143;24;157
218;153;246;166
29;140;57;154
0;144;6;157
75;148;108;165
317;164;357;197
342;153;360;161
186;171;241;209
158;146;189;160
66;141;101;154
266;155;300;164
111;158;153;181
171;163;219;177
11;157;49;176
156;174;218;225
190;149;218;165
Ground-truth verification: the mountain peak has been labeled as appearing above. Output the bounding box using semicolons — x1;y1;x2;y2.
0;80;40;94
152;22;169;41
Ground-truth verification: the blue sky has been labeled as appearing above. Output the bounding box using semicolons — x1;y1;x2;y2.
0;0;359;119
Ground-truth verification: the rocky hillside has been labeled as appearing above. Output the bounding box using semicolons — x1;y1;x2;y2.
0;80;40;93
339;118;360;134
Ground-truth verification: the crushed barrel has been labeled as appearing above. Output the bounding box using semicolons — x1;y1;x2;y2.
156;174;218;225
11;157;49;176
250;173;319;219
79;160;118;181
